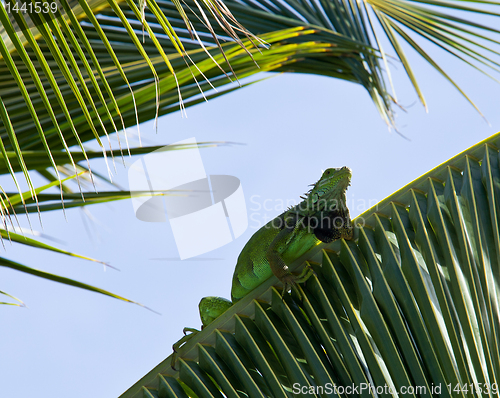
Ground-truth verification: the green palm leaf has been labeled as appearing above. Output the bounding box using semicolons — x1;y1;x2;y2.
0;169;139;306
121;130;500;397
0;289;24;306
2;0;500;198
0;141;231;306
0;0;259;193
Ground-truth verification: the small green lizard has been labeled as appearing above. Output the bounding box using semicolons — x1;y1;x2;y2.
172;167;353;366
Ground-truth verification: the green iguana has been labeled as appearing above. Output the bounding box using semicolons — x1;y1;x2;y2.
172;167;353;367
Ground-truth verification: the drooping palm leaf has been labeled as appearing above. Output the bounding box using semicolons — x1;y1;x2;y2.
176;0;500;114
0;23;378;150
2;0;500;199
0;142;228;306
0;186;152;307
1;256;148;307
0;289;24;306
0;141;231;174
0;0;261;195
121;130;500;397
0;170;143;306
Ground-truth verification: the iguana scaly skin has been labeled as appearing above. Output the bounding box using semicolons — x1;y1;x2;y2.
172;167;353;366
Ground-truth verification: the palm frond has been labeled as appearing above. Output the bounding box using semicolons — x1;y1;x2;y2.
0;142;231;174
121;130;500;397
0;256;146;307
367;0;500;114
0;170;143;306
0;0;260;191
191;0;500;116
0;141;238;306
2;0;499;195
0;289;24;306
0;13;383;198
0;178;158;307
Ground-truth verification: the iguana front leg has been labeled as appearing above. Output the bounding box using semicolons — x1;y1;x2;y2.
266;209;354;288
266;224;314;289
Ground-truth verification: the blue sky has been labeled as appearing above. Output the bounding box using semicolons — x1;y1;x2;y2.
1;19;500;397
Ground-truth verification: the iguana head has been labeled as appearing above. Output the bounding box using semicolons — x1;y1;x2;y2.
294;167;353;242
298;167;351;215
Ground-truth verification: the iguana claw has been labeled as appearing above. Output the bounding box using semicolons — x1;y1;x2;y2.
280;264;316;299
170;328;201;370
